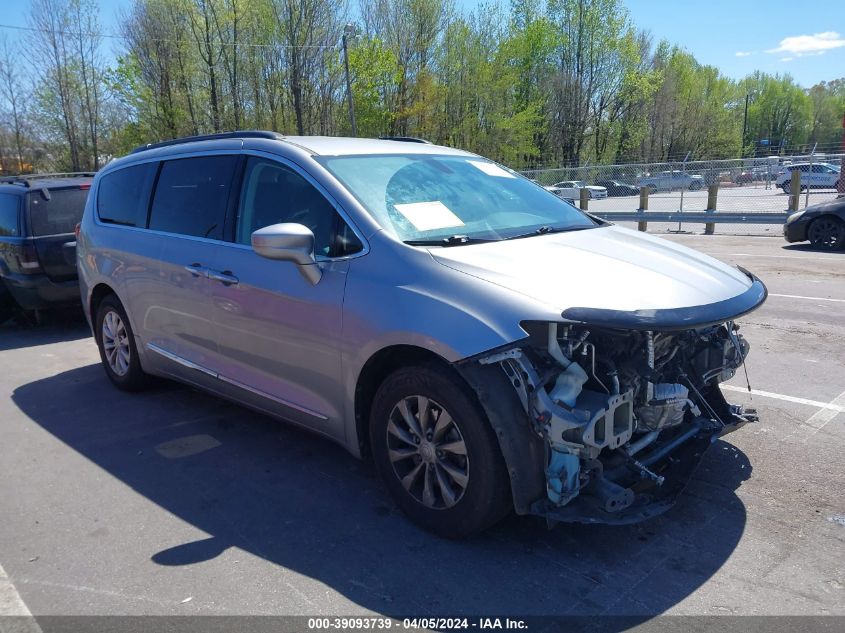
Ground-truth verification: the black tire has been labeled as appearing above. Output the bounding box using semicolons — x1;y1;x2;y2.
94;294;149;391
782;182;791;194
369;364;511;538
0;283;14;325
689;181;703;191
807;216;845;251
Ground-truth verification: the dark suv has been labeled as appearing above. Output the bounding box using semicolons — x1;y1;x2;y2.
0;173;94;316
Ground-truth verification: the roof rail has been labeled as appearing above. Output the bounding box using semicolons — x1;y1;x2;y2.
378;136;432;144
0;172;96;187
131;130;285;154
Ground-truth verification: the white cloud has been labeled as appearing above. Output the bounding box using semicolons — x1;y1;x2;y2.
779;57;794;62
735;51;754;57
766;31;845;56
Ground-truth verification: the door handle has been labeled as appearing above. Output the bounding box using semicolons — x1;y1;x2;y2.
209;270;239;286
184;263;208;277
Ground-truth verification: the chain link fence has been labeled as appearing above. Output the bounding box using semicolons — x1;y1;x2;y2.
522;153;844;236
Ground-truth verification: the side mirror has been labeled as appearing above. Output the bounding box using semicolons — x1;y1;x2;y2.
251;223;322;285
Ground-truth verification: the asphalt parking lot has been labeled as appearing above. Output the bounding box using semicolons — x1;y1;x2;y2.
0;233;843;622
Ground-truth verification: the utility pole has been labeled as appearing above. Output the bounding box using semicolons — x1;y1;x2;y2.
741;94;749;157
342;24;357;137
838;110;845;197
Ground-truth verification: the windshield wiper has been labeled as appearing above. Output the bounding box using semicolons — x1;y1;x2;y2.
404;235;497;247
503;225;598;241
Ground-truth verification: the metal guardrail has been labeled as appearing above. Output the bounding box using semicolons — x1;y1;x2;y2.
592;211;788;224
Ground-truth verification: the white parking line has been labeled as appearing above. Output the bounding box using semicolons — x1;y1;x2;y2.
769;293;845;303
797;390;845;441
721;384;845;413
0;562;41;631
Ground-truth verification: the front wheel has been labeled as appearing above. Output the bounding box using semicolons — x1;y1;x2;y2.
369;365;511;538
808;217;845;250
95;295;149;391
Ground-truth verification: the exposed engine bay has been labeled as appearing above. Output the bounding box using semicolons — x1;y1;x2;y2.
477;320;757;523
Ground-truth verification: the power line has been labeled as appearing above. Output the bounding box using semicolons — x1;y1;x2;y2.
0;22;339;49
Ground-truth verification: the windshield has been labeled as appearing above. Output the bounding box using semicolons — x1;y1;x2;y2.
317;154;597;243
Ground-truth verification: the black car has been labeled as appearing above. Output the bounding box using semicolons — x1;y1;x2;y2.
594;180;640;197
783;196;845;250
0;173;94;316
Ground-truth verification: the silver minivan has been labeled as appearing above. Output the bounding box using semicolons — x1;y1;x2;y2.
78;132;766;537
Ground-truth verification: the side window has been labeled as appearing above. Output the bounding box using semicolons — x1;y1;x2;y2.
235;157;362;258
28;188;90;236
0;193;20;236
98;163;157;227
811;165;824;173
148;155;237;239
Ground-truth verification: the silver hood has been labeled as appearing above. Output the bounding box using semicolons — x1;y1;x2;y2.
430;225;755;314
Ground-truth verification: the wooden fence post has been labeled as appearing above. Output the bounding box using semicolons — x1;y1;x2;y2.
637;187;649;232
579;187;589;211
789;170;801;212
704;184;718;235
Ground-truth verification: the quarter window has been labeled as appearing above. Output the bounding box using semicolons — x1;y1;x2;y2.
97;163;157;227
148;155;237;239
0;193;20;236
235;157;361;258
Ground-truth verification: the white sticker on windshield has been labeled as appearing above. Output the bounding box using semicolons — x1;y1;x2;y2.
467;160;516;178
394;201;465;232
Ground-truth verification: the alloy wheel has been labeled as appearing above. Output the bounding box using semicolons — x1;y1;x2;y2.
102;310;131;376
386;395;469;509
808;218;844;249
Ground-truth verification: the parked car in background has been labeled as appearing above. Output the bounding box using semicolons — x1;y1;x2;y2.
734;171;754;185
784;196;845;250
776;163;840;194
551;181;608;200
78;131;764;537
594;180;639;197
638;170;704;192
0;173;93;318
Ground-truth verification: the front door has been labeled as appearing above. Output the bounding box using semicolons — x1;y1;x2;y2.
209;155;362;438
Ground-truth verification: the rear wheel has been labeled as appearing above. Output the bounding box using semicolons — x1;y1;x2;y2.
808;217;845;250
369;364;511;538
95;295;149;391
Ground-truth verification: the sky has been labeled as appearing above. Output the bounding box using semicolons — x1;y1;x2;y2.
2;0;844;88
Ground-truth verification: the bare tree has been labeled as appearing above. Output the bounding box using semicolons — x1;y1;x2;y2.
272;0;346;135
189;0;224;131
0;35;29;173
28;0;83;169
69;0;104;168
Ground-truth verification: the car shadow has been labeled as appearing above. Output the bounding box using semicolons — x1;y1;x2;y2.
11;364;750;621
782;243;844;254
0;307;90;351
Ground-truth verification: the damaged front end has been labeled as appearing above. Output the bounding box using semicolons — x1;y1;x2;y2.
474;314;760;525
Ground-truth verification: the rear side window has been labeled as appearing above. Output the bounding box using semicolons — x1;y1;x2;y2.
98;163;157;227
0;193;20;236
148;155;237;239
28;188;89;236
